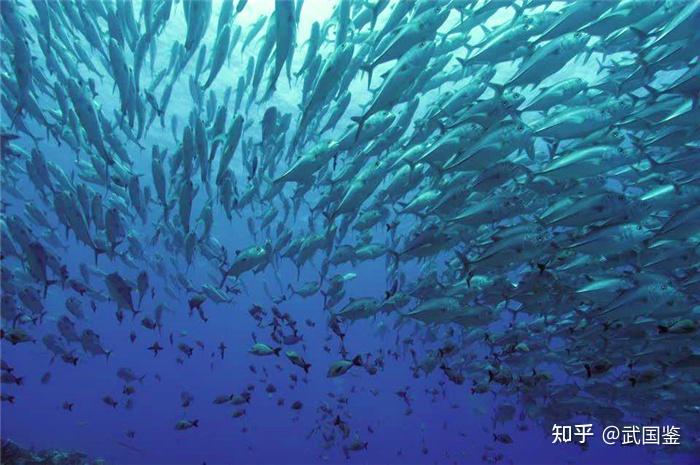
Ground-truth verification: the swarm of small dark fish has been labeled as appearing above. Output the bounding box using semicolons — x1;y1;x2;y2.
1;0;700;462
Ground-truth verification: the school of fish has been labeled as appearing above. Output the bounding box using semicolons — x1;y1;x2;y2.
1;0;700;463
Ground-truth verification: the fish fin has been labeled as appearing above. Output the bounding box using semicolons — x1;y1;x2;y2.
643;85;661;102
643;152;660;168
489;82;506;97
359;64;374;89
629;27;649;42
43;279;58;298
350;115;365;141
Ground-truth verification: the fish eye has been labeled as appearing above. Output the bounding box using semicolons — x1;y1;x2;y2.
617;147;623;154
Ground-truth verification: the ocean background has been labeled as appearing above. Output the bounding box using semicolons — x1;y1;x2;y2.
1;1;696;464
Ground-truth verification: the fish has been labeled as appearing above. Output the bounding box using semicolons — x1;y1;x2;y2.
327;356;363;378
285;350;312;373
249;343;281;357
174;419;199;431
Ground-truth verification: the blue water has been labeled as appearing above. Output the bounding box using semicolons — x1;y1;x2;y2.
2;241;662;465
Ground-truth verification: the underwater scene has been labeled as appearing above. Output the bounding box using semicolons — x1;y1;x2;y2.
1;0;699;464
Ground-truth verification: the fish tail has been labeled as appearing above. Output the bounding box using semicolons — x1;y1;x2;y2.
489;82;505;97
359;64;373;90
643;85;661;102
350;116;365;142
43;279;57;298
643;152;660;168
456;55;470;68
629;26;649;43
